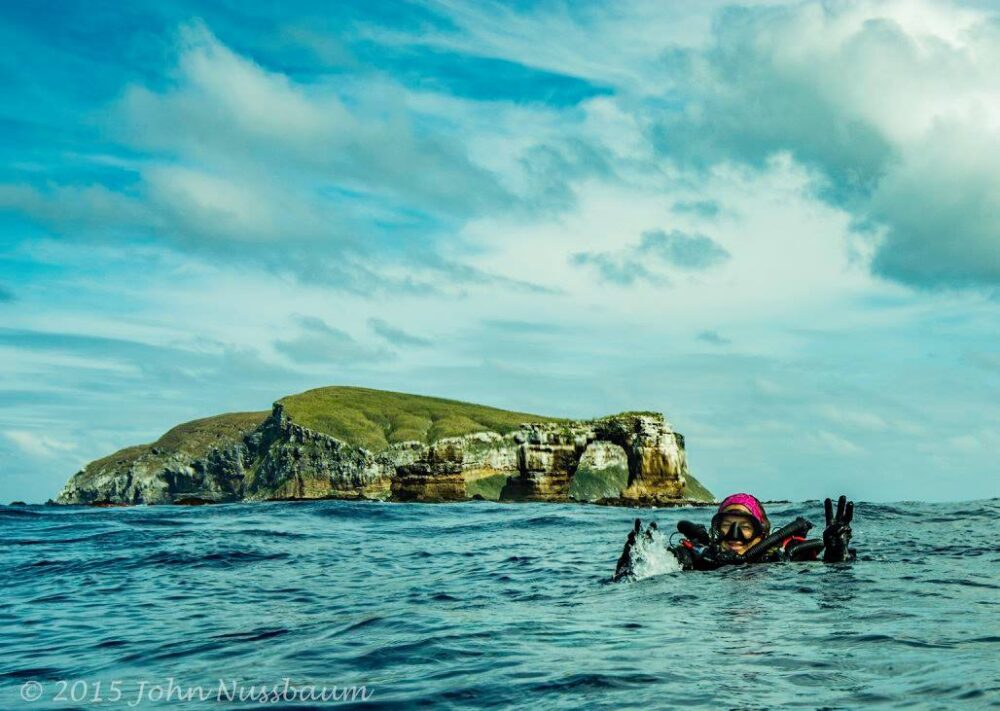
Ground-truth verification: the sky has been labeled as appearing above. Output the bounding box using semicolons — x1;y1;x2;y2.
1;0;999;504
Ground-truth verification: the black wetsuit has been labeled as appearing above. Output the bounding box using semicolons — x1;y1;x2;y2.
613;496;856;580
669;529;831;571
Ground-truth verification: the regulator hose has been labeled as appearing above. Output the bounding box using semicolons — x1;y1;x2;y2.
740;517;813;563
676;520;711;545
785;538;824;561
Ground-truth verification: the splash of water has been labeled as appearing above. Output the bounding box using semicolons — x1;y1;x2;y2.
625;526;682;580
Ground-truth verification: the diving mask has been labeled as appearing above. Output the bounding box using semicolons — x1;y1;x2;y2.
711;513;762;543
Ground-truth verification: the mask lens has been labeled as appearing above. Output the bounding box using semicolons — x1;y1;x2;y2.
713;514;760;543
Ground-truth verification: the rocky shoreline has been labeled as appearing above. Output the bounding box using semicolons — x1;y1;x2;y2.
56;388;713;506
63;494;719;508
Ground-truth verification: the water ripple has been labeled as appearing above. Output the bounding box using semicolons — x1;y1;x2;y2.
1;499;998;709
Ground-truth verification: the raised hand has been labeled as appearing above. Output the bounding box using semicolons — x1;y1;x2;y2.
677;520;710;545
613;519;642;581
613;518;659;581
822;495;854;562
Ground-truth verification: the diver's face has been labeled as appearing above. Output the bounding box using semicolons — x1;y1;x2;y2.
717;514;762;554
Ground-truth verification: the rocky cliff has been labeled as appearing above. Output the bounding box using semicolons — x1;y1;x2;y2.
57;387;712;506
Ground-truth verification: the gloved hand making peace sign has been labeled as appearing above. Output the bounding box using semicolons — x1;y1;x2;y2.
822;495;856;562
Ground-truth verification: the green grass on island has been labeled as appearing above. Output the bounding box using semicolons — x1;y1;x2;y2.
149;412;270;454
83;411;269;473
278;386;568;452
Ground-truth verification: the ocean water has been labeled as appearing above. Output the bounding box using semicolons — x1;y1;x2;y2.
3;499;999;709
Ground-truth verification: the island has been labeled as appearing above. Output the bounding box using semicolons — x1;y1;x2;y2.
56;386;713;506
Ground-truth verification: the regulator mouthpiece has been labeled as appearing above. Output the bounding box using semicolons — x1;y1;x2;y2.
721;520;756;543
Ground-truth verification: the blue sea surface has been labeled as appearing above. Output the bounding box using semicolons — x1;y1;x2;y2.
2;499;999;709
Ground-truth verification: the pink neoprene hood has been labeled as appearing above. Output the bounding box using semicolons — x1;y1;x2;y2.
717;493;767;524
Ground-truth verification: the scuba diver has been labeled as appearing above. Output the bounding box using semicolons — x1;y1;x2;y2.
613;493;856;580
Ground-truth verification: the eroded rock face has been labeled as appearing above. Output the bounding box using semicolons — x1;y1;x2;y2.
392;440;467;502
57;406;703;505
243;414;395;501
497;426;585;501
612;416;688;500
495;414;689;502
569;442;629;502
56;441;255;505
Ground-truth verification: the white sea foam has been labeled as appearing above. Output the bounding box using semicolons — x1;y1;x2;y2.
626;526;682;580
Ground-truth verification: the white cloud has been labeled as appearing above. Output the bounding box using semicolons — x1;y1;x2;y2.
274;316;394;365
113;23;510;219
948;433;980;451
652;0;1000;288
456;153;881;341
811;430;865;456
4;431;78;459
142;165;344;245
399;0;1000;289
818;405;889;431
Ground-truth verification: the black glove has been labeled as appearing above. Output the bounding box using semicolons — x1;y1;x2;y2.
613;518;658;581
677;519;710;545
613;519;641;580
822;495;854;562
